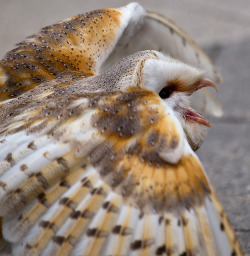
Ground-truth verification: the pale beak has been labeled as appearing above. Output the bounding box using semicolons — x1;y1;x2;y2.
193;78;218;92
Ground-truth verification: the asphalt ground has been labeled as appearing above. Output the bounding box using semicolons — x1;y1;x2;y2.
0;0;249;254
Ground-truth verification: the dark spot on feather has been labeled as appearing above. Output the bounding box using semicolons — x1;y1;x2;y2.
91;187;99;195
82;179;93;189
20;164;28;172
70;210;81;219
177;219;181;226
59;180;71;188
220;222;225;231
139;212;144;219
169;27;174;34
81;162;87;168
37;192;46;202
27;141;37;150
131;240;142;250
59;197;70;205
39;220;51;228
102;201;110;209
99;165;112;176
112;225;122;234
66;199;77;210
53;236;65;245
18;214;23;221
5;153;14;165
231;250;237;256
158;216;164;224
81;177;87;183
180;252;187;256
156;245;166;255
91;187;106;196
86;228;107;238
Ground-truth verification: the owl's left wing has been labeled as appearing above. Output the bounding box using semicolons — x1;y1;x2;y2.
0;76;241;255
0;3;145;101
0;3;222;117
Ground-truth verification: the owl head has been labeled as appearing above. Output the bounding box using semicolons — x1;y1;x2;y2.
141;51;217;151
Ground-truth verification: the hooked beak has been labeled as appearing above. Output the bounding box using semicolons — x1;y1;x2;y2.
184;78;217;127
192;78;218;93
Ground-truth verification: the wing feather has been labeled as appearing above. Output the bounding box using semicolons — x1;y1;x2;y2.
0;84;242;255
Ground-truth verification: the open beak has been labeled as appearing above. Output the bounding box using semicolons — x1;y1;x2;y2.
184;108;211;127
184;78;217;127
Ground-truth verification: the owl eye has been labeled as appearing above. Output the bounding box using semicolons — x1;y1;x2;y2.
159;87;172;99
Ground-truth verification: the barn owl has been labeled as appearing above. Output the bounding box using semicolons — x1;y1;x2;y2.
0;2;242;256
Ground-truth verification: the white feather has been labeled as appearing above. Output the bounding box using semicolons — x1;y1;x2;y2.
205;198;232;256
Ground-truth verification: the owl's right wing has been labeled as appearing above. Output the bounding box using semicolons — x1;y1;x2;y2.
0;73;241;255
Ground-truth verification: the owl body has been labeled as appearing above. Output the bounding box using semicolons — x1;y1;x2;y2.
0;3;242;256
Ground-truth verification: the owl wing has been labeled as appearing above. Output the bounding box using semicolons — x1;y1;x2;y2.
0;74;241;255
0;3;222;116
0;3;145;101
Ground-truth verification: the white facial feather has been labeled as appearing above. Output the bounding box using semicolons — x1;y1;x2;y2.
142;52;204;94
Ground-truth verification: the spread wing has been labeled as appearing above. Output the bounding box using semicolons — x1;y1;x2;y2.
0;3;222;117
0;73;241;255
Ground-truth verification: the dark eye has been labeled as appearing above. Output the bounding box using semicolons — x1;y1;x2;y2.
159;87;172;99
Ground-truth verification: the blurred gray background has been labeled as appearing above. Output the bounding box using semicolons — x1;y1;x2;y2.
0;0;249;254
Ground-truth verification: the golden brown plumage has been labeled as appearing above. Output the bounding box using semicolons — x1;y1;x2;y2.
0;7;124;101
